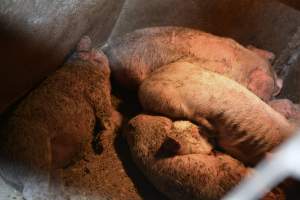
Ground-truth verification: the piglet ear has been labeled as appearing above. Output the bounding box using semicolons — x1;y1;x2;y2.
248;69;274;102
247;45;275;63
66;36;92;63
272;77;283;97
76;36;92;52
155;136;181;158
90;49;109;67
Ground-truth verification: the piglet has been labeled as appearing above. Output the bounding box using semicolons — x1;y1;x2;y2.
0;36;121;199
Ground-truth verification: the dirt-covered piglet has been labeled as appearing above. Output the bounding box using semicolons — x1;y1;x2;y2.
139;61;295;165
0;36;121;199
125;114;285;200
104;26;281;101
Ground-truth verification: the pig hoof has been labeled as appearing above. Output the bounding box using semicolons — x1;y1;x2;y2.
111;110;123;130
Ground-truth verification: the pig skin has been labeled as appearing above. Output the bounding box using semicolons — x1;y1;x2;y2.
139;61;295;165
104;26;280;101
125;114;285;200
269;99;300;123
106;27;293;198
0;37;121;199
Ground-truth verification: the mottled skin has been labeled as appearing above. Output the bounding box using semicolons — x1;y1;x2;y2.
0;37;120;198
139;61;295;165
125;114;285;200
104;26;281;101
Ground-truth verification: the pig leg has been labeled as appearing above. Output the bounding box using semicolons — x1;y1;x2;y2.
139;61;295;165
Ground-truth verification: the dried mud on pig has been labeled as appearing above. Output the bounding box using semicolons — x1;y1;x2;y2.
0;37;120;199
124;114;285;200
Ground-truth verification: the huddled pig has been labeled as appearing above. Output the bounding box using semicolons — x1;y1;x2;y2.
105;26;297;163
0;36;121;199
104;26;282;102
139;61;295;165
125;114;285;200
104;26;299;199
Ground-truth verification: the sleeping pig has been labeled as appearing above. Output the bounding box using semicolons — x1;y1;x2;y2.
139;61;295;165
103;26;282;102
125;114;285;200
105;26;297;164
0;36;121;199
